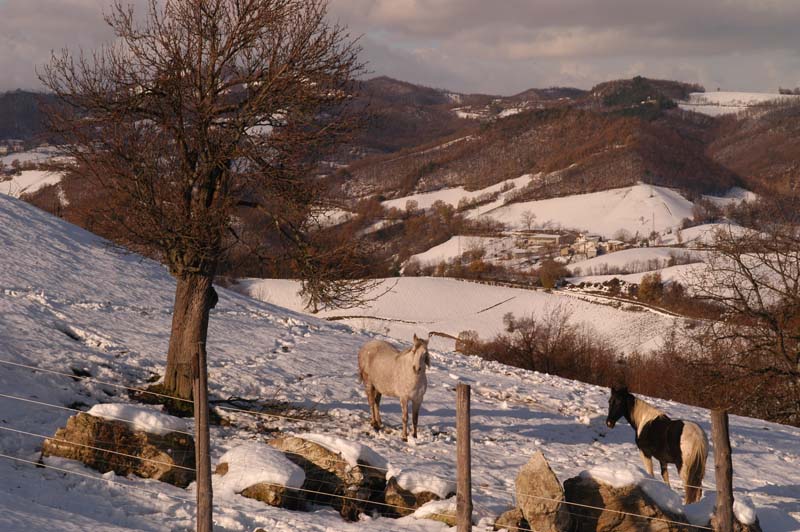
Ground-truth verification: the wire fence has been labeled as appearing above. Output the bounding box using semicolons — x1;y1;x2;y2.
0;358;727;492
0;355;789;531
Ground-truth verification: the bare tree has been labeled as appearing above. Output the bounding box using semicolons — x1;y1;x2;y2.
520;210;536;231
688;196;800;424
41;0;364;399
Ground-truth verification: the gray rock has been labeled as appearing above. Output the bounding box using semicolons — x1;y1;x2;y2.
269;435;386;521
494;507;530;531
41;412;194;487
515;451;572;532
383;476;445;517
564;474;691;531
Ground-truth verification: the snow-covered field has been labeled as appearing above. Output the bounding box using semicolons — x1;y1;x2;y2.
479;184;695;238
407;236;508;267
567;247;706;276
679;91;800;116
238;277;684;355
0;146;63;167
0;169;65;197
383;180;746;240
1;194;799;531
381;174;532;212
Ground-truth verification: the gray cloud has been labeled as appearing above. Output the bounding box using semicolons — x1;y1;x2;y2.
2;0;799;94
329;0;800;93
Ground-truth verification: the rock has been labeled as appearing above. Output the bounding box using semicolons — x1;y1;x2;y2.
268;435;386;521
240;483;301;510
383;476;443;517
515;451;572;532
564;475;692;531
494;507;530;531
41;412;194;487
412;498;458;527
214;444;305;511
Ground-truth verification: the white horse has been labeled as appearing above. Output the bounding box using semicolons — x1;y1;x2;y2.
358;334;430;441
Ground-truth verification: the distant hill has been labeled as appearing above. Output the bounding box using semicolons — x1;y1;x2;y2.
0;90;58;141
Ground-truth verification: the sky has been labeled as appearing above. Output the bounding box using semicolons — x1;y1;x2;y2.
1;0;799;95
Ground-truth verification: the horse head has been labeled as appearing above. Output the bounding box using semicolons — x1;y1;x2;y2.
606;386;630;429
411;334;430;375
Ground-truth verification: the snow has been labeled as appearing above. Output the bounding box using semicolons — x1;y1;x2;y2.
0;193;799;531
0;146;62;167
702;187;758;208
568;247;706;276
408;235;500;266
393;470;455;499
381;173;533;212
314;208;352;228
660;223;749;247
479;184;695;238
411;497;456;520
213;442;305;496
86;403;188;436
582;462;641;489
237;277;684;355
679;91;800;116
295;433;388;469
0;169;65;197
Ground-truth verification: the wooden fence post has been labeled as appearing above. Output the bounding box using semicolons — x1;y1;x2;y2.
456;382;472;532
194;342;213;532
711;410;733;532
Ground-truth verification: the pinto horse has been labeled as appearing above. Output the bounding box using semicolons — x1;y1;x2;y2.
606;386;708;503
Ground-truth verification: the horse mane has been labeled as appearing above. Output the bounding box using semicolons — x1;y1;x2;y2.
630;396;666;436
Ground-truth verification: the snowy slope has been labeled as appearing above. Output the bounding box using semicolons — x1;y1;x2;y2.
568;247;706;276
238;277;686;355
679;91;800;116
0;169;65;197
1;194;799;531
407;236;502;266
478;184;695;238
381;174;533;211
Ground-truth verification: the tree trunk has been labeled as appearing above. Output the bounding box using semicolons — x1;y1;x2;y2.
164;273;216;399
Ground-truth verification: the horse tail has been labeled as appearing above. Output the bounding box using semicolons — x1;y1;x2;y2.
680;421;709;504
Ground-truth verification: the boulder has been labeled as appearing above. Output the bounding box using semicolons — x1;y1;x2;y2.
564;475;692;531
412;498;458;527
41;412;194;487
240;483;300;510
494;507;530;531
515;451;572;532
213;442;306;511
383;476;443;517
268;435;386;521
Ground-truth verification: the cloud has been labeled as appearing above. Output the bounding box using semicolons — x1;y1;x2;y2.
1;0;799;94
0;0;114;90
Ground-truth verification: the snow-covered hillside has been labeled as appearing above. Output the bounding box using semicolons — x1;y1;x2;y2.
236;277;682;354
1;194;799;531
479;184;695;238
0;169;65;198
381;174;532;212
679;91;800;116
383;180;746;240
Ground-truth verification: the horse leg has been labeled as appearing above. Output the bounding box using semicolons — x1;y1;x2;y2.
411;400;421;439
374;393;382;428
366;385;380;430
660;461;670;486
640;450;654;476
401;399;409;442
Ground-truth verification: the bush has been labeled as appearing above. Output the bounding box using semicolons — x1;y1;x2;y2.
537;259;570;289
638;272;663;303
